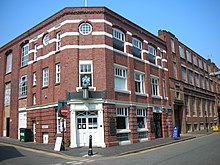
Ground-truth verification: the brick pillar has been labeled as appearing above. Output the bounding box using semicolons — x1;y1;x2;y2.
103;104;118;147
168;109;173;137
162;108;168;138
147;107;155;140
129;106;138;144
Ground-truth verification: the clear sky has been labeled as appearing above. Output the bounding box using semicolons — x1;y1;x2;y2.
0;0;219;68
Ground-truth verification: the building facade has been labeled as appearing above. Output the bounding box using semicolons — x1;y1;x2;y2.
158;30;220;134
0;7;173;148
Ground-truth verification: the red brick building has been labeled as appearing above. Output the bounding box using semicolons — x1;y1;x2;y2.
159;30;220;134
2;7;218;148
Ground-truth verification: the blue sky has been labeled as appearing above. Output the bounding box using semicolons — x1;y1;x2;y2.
0;0;219;68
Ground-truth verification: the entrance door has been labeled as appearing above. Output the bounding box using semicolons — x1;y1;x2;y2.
153;113;162;138
6;118;10;137
43;133;48;144
76;111;99;147
174;105;182;133
32;120;36;142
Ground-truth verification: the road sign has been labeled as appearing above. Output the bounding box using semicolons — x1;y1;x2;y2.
61;107;68;116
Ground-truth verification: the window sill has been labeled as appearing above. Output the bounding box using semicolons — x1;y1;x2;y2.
164;97;169;100
76;86;96;92
18;96;27;100
117;129;131;134
20;64;28;69
42;86;48;89
55;82;60;86
152;95;163;99
5;71;12;75
115;89;131;94
135;92;148;97
137;128;148;132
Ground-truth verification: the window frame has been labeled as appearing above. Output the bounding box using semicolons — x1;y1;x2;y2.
151;76;159;96
116;108;129;130
33;72;37;86
56;32;61;51
6;53;12;74
79;61;93;87
148;45;156;64
42;68;49;87
21;43;29;67
134;72;144;94
55;63;61;84
34;44;38;62
186;50;192;62
79;23;92;35
179;45;184;58
114;65;127;91
181;67;187;81
19;75;28;97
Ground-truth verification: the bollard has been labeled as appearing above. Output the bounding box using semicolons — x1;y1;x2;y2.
88;135;93;156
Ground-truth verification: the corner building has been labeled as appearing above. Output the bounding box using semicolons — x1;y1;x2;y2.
0;7;173;147
159;30;220;134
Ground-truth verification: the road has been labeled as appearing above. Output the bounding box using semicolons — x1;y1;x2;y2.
0;143;93;165
0;133;220;165
93;133;220;165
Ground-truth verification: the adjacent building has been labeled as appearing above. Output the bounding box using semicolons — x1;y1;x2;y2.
0;7;172;148
159;30;220;134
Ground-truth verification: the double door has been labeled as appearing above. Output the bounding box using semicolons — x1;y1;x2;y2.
76;111;99;147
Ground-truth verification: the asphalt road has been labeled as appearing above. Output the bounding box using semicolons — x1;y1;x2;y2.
0;143;93;165
0;133;220;165
93;133;220;165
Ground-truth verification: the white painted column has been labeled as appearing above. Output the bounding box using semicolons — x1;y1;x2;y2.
70;107;77;148
99;108;106;147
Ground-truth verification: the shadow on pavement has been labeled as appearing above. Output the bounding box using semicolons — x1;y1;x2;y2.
0;145;24;162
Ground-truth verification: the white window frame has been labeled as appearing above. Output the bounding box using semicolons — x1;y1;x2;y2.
55;63;61;84
112;28;125;42
33;72;37;86
137;109;147;129
33;93;36;105
186;50;191;62
151;76;159;96
21;43;29;67
56;32;61;51
134;72;144;94
34;44;38;61
116;108;129;130
114;64;127;92
132;37;142;49
179;45;184;58
6;53;12;73
19;75;28;97
42;68;49;87
79;23;92;35
148;45;156;64
193;54;197;65
79;61;93;87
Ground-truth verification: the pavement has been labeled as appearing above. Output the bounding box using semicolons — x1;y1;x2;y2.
0;130;214;159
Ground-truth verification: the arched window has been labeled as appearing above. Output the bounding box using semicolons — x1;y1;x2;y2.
132;37;142;58
148;45;156;64
112;28;125;52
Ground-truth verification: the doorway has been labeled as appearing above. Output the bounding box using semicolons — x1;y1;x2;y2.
153;113;162;138
6;118;10;137
174;105;182;133
76;111;99;147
